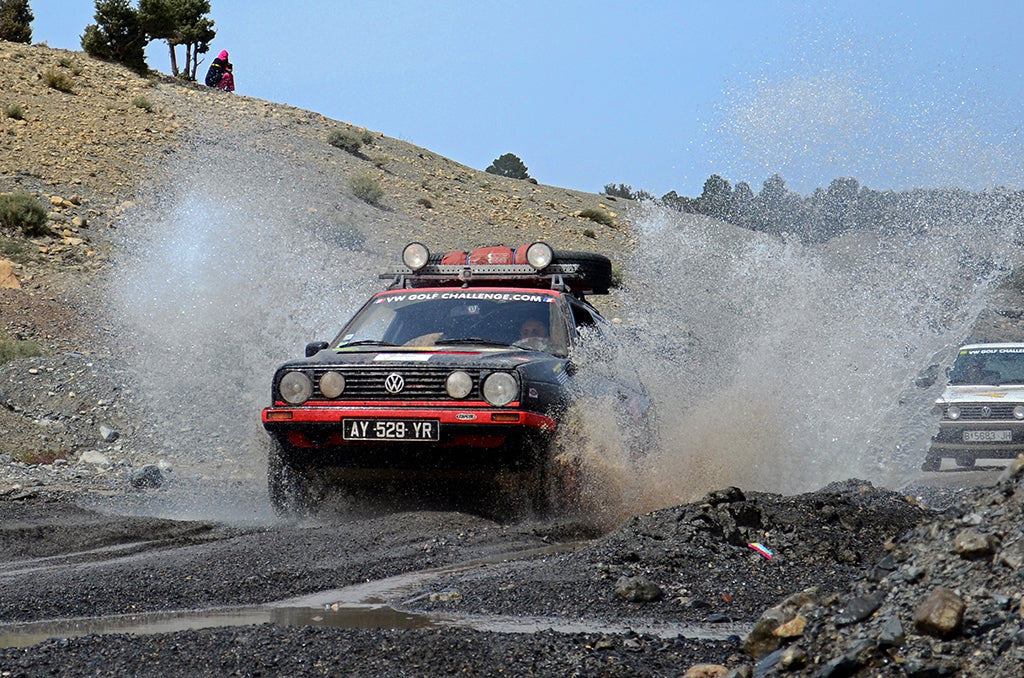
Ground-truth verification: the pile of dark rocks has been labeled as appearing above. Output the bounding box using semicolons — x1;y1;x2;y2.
747;456;1024;677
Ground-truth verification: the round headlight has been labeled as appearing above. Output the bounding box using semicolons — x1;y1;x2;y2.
946;405;961;420
280;371;313;405
525;242;554;270
319;371;346;399
482;372;517;406
446;371;473;399
402;242;430;271
1014;405;1024;420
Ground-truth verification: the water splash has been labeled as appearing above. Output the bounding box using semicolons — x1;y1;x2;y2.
104;134;382;517
612;199;1022;502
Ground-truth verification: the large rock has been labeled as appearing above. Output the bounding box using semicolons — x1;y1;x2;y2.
0;259;19;290
743;587;818;658
913;587;965;638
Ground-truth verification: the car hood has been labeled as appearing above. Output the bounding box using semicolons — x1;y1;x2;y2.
937;384;1024;403
286;346;562;370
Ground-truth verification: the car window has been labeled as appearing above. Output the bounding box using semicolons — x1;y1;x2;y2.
334;292;570;355
949;348;1024;385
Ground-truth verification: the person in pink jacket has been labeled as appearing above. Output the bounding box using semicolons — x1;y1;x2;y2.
205;50;235;92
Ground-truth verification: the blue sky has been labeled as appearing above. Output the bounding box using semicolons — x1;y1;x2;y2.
32;1;1024;197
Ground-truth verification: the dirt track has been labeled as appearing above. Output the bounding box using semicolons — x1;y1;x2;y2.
0;474;958;677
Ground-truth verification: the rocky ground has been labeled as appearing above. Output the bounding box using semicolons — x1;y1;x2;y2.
3;42;1024;677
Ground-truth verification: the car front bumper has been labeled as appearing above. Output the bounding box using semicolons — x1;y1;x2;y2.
262;403;558;470
929;421;1024;458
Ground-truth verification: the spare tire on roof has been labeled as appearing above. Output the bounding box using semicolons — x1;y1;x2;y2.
550;250;613;294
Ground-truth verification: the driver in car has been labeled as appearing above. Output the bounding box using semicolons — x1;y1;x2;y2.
519;318;548;340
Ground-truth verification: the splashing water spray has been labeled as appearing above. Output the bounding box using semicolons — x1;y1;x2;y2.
585;197;1024;514
104;133;381;521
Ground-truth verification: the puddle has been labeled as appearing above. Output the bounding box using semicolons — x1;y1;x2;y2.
0;542;750;648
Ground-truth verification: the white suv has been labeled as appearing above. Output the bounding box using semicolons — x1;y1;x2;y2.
924;343;1024;470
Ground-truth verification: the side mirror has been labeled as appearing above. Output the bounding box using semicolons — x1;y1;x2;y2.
305;341;329;357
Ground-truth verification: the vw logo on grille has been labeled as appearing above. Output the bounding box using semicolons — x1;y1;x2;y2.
384;372;405;394
981;405;992;418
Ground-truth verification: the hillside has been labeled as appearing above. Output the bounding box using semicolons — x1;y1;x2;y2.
0;42;636;356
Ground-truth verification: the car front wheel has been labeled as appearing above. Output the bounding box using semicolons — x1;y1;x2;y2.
267;437;311;517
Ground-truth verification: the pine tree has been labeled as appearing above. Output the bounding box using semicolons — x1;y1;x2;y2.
81;0;149;73
139;0;215;80
485;153;530;180
0;0;33;43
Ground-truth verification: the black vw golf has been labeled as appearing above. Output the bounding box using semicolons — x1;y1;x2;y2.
262;242;654;515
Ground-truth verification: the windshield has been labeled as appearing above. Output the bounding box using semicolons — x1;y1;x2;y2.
334;290;569;356
949;347;1024;385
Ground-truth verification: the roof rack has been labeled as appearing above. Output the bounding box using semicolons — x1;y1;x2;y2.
380;262;582;292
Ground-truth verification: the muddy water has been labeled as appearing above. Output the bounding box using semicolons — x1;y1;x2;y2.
0;542;749;649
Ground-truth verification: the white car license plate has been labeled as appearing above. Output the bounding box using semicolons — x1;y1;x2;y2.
963;430;1012;443
342;419;440;441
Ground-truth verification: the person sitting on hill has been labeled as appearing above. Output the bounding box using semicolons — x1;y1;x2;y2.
205;50;235;91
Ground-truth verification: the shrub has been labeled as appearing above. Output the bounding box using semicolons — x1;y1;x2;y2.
610;263;624;289
0;191;49;236
41;67;74;93
4;103;25;119
416;197;433;209
582;228;596;239
578;207;615;228
350;173;384;205
0;236;29;262
0;334;44;364
131;96;152;111
328;128;374;153
12;448;67;466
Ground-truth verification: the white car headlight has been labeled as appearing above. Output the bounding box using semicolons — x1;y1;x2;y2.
280;371;313;405
482;372;517;406
946;405;961;420
446;371;473;399
1014;405;1024;420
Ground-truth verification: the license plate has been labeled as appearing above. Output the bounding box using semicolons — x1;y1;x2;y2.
963;430;1012;443
342;419;440;441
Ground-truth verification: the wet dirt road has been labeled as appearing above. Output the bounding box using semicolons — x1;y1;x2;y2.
0;486;746;676
0;464;996;677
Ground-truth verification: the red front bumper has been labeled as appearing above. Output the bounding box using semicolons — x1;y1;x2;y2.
262;401;557;430
262;401;558;470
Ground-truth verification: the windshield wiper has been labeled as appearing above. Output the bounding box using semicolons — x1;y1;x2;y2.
434;338;512;347
340;340;398;347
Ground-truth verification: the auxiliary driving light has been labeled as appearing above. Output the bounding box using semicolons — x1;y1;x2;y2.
402;242;430;271
946;405;961;420
525;242;554;270
1014;405;1024;420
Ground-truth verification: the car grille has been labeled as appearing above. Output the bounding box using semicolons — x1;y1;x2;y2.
949;404;1021;420
310;366;486;400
